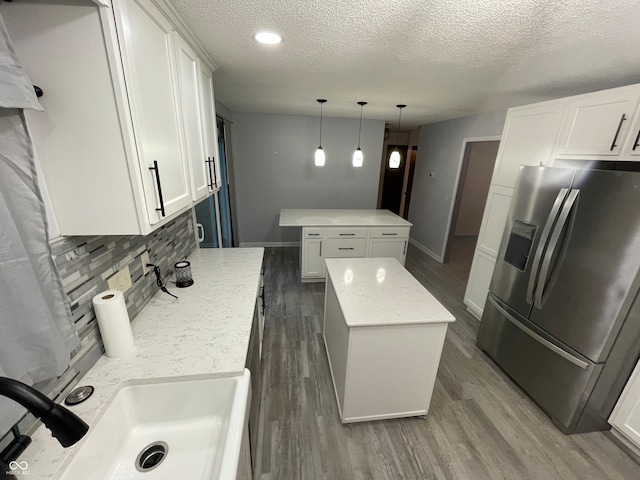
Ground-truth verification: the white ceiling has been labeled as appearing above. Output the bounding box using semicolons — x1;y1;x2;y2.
170;0;640;129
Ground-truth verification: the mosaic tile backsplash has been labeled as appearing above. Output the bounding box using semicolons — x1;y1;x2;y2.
0;210;197;449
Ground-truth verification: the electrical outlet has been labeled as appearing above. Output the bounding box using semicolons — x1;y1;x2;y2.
107;265;132;292
141;251;150;275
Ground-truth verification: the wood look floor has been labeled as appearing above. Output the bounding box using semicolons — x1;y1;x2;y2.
256;245;640;480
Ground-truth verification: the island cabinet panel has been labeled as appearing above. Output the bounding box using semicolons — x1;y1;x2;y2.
279;209;413;283
323;258;455;424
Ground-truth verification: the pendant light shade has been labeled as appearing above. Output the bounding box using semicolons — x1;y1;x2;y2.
352;148;363;167
315;99;327;167
353;101;367;167
315;146;326;167
389;150;401;169
389;104;406;169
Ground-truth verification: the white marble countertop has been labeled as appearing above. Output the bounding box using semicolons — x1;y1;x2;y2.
279;209;412;227
325;257;455;327
19;247;264;479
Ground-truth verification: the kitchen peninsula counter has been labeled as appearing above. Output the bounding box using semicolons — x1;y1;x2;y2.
279;208;412;227
279;209;412;282
19;247;264;478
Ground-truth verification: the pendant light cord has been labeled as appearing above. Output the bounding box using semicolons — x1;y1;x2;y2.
319;101;323;146
394;104;406;150
357;104;364;148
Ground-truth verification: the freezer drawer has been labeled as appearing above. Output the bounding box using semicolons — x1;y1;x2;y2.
477;295;603;431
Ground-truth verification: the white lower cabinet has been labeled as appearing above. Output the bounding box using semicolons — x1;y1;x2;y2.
368;238;408;264
299;225;410;282
301;227;326;279
4;0;217;236
325;238;367;258
610;361;640;453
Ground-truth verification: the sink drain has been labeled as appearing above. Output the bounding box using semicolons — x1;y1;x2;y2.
135;441;168;472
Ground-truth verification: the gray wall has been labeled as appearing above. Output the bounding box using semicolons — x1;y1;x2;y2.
230;112;385;244
408;110;507;259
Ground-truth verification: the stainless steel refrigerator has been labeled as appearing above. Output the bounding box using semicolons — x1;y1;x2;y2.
477;165;640;434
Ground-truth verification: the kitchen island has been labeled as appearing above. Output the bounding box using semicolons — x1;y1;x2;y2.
18;248;264;479
279;209;412;282
323;257;455;423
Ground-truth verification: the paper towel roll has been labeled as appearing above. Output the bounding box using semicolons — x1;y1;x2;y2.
92;290;136;358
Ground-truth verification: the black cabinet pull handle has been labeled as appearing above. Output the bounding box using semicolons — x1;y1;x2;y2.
308;233;320;236
211;156;218;188
633;129;640;151
338;247;355;250
149;160;166;217
382;232;398;236
610;113;627;151
319;241;322;257
205;157;214;189
339;233;356;236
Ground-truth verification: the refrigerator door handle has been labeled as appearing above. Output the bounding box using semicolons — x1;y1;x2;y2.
488;296;589;369
534;189;580;309
526;188;569;305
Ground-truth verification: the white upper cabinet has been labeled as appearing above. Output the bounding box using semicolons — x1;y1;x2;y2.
555;87;640;158
491;101;567;187
622;107;640;157
3;0;217;236
197;59;221;193
173;33;210;201
111;0;191;223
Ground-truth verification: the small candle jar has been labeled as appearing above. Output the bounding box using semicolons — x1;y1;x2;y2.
174;261;194;288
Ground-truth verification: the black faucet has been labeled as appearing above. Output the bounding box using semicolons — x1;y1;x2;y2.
0;377;89;466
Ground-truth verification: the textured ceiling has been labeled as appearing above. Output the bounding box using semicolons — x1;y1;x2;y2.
170;0;640;128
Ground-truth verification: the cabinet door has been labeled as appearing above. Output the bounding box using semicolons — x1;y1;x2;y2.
555;89;640;157
114;0;191;224
302;239;325;278
610;361;640;447
464;249;496;319
174;34;210;201
492;102;566;187
369;238;408;265
197;59;221;191
622;107;640;158
476;185;514;257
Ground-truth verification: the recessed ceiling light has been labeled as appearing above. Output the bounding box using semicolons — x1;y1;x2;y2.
254;32;282;45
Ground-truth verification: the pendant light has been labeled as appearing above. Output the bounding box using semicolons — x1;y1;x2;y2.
315;99;327;166
389;104;406;169
353;101;367;167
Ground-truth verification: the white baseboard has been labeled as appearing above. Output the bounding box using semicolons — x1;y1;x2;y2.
408;238;444;263
238;242;299;247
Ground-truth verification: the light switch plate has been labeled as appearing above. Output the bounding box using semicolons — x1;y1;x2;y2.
107;265;132;292
141;251;150;275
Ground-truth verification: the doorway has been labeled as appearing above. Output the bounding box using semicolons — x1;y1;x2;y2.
444;139;500;282
379;143;417;219
194;116;236;248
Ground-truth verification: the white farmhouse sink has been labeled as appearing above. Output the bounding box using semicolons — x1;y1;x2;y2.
57;370;251;480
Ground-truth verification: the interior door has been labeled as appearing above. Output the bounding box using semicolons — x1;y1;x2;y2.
528;169;640;362
488;167;575;319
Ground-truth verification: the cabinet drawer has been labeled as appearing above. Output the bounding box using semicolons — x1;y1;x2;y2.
325;239;367;258
303;227;324;238
327;227;368;239
369;226;410;238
